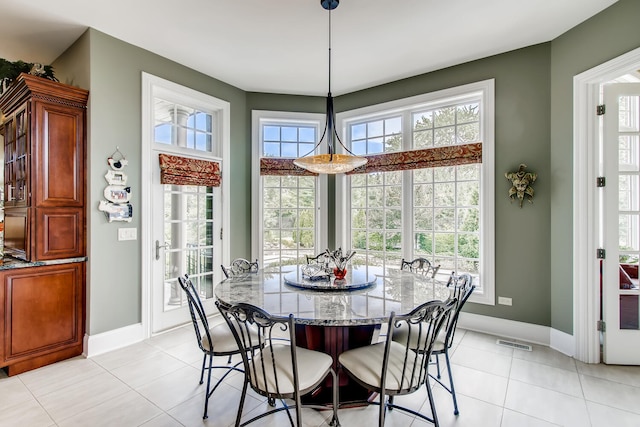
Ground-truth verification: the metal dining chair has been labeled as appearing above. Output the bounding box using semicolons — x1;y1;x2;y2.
217;301;340;427
178;274;258;419
430;272;475;415
339;299;455;427
221;258;259;278
400;257;441;278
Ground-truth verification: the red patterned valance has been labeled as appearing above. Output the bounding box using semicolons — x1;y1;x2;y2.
158;154;221;187
347;142;482;175
260;158;319;177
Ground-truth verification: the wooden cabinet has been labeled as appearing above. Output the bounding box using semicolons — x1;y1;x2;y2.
0;74;88;261
0;262;85;376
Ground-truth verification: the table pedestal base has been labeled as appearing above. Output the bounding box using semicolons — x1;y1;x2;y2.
295;324;380;407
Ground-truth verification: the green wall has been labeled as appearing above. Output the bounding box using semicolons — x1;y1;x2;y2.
550;0;640;334
54;29;249;335
48;0;640;338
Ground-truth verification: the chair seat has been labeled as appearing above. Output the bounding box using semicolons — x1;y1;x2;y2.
250;344;333;395
392;322;446;351
339;341;427;391
202;321;258;354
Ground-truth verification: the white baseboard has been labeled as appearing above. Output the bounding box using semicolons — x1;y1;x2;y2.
550;327;575;357
83;323;145;358
457;312;575;357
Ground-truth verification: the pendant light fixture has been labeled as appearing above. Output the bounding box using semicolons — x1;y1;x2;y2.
293;0;367;174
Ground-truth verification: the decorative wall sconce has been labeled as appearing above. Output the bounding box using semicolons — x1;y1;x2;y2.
505;163;537;207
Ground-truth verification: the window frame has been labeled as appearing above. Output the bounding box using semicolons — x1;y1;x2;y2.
252;110;328;266
336;79;495;305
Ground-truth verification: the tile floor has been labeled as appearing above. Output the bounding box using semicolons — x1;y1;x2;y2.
1;319;640;427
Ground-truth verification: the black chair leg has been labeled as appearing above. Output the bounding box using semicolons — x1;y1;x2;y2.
444;349;459;415
227;354;232;363
199;354;207;384
435;353;442;379
203;354;213;419
235;380;249;427
425;377;440;427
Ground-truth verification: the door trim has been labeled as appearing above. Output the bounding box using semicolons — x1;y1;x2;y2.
140;72;230;338
573;46;640;363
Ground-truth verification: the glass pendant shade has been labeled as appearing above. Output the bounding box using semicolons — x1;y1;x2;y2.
293;0;368;175
293;153;367;174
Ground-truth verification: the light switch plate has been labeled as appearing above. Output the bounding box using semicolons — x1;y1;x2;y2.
498;296;512;306
118;227;137;241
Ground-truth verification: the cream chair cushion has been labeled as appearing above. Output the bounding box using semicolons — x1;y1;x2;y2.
201;322;259;354
249;344;333;395
392;322;446;352
339;341;428;391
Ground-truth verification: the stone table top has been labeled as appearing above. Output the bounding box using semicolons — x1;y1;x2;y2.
214;265;452;326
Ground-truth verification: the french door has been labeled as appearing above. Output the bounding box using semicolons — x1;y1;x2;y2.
144;73;229;334
151;157;222;333
602;83;640;364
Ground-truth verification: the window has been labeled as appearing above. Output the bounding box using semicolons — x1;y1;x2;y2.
252;111;327;268
338;80;495;304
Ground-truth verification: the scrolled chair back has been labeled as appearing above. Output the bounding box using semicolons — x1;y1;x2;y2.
400;257;441;278
216;302;298;396
442;272;475;349
178;274;212;353
221;258;259;279
383;299;456;394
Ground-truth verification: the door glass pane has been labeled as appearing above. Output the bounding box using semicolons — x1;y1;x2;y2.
154;98;215;154
163;185;214;311
618;94;640;330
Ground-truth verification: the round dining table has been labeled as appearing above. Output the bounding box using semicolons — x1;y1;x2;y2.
214;264;452;406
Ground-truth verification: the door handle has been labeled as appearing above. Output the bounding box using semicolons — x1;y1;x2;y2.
155;240;170;260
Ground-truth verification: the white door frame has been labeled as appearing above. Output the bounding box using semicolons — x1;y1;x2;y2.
141;72;230;338
573;46;640;363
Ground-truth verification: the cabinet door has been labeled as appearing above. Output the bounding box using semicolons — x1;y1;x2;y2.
34;207;84;260
3;105;29;207
32;101;85;208
2;263;84;365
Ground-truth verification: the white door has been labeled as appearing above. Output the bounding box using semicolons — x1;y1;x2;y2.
151;156;222;333
602;83;640;364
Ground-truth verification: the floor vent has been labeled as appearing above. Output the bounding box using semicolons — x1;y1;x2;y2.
496;339;532;351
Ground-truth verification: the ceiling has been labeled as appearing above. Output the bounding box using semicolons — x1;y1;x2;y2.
0;0;618;96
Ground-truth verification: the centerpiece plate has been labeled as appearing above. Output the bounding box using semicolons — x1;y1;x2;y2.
284;265;377;291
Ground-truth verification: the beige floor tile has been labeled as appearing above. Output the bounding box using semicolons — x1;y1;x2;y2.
0;398;56;427
457;331;515;357
580;373;640;414
445;364;508;406
509;358;583;397
0;376;37;410
513;343;577;372
337;404;415;427
136;365;205;411
37;371;131;422
451;344;513;377
18;357;105;397
110;351;190;388
504;379;590;427
422;386;503;427
91;341;161;371
148;326;194;351
241;401;333;427
587;400;640;427
501;409;560;427
576;360;640;387
167;381;262;427
162;339;204;366
56;389;162;427
138;413;185;427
